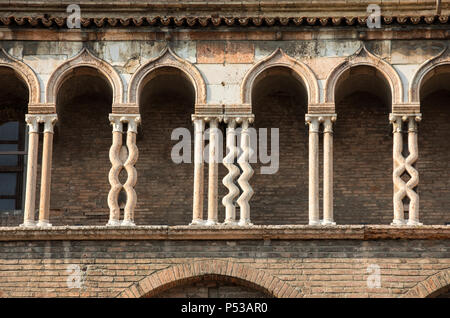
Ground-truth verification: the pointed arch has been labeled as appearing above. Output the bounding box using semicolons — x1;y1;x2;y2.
403;269;450;298
241;48;319;106
0;48;40;104
128;47;206;106
410;45;450;103
116;259;301;298
46;47;124;105
325;45;403;106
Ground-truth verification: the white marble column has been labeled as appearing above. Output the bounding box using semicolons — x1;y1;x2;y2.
322;115;336;225
222;117;240;225
236;116;254;226
206;117;220;225
305;115;320;225
37;114;58;227
107;114;141;226
191;116;206;225
21;115;40;227
390;113;422;226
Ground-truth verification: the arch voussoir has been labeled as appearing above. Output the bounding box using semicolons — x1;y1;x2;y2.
116;259;300;298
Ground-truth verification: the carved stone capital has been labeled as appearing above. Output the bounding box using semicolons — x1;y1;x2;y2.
25;114;39;133
389;113;421;133
39;114;58;134
109;114;141;133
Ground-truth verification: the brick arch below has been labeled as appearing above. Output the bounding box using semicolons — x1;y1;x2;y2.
403;269;450;298
116;259;301;298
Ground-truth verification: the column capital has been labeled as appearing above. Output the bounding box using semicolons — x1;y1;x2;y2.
38;114;58;134
389;113;422;123
191;114;223;123
235;114;255;125
25;114;39;133
109;114;141;133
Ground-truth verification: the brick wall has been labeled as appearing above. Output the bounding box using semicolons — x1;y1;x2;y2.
0;238;448;298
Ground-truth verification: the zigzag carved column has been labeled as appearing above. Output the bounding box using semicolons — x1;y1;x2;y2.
37;114;58;227
390;113;422;226
21;115;40;227
236;116;255;226
122;115;141;226
222;117;240;225
191;116;206;225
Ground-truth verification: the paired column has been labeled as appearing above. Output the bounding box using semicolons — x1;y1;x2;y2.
107;114;141;226
190;114;255;226
305;114;337;226
21;114;58;227
390;113;422;226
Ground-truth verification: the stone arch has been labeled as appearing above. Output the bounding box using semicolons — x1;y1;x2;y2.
46;47;124;105
410;45;450;103
325;45;403;106
116;259;301;298
403;269;450;298
0;48;40;105
128;47;206;107
241;48;319;106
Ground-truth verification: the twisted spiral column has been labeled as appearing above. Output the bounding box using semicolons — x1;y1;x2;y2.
21;115;40;227
107;115;124;226
406;115;421;226
122;115;141;226
222;118;240;225
305;115;320;225
236;116;254;226
37;114;58;227
391;114;407;225
191;116;206;225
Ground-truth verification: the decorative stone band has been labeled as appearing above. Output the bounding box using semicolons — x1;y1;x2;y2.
27;103;56;115
389;113;422;226
107;114;141;227
308;103;336;115
305;114;337;226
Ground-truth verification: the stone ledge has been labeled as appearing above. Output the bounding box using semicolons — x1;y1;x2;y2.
0;225;448;241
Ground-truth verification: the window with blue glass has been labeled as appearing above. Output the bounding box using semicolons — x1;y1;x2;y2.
0;120;26;211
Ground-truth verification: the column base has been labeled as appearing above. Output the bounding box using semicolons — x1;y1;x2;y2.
391;219;407;226
121;220;136;226
238;220;253;226
223;220;239;226
205;220;219;226
189;219;207;226
309;220;322;226
20;220;37;227
321;219;336;226
106;219;122;226
407;220;423;226
36;220;52;227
